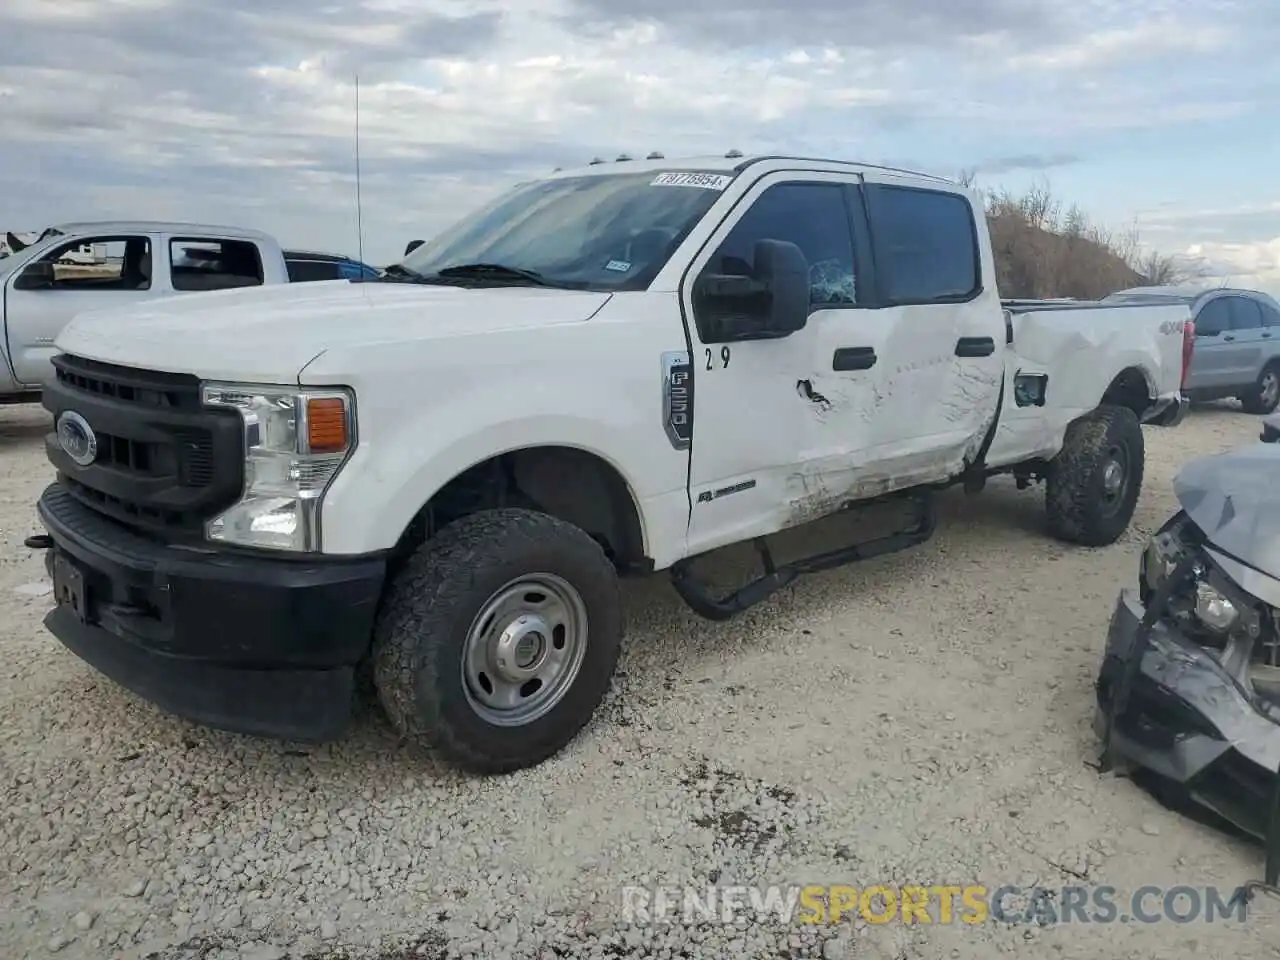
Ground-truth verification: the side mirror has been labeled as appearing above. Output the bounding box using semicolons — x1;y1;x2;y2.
404;239;424;256
695;239;810;341
13;260;55;290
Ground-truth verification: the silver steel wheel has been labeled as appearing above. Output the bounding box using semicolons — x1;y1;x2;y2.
460;573;589;727
1262;370;1279;409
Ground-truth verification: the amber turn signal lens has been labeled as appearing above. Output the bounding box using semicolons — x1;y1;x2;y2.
306;397;348;453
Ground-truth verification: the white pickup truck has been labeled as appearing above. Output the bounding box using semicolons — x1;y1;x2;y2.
27;154;1194;774
0;221;292;403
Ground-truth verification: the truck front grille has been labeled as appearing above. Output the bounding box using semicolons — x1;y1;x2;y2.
43;355;245;537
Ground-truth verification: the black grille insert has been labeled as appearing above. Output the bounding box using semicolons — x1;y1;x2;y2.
44;354;244;535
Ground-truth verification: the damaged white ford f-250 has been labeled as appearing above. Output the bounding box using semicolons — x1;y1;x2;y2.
28;154;1195;773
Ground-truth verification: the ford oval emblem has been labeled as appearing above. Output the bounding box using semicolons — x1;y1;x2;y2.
56;411;98;467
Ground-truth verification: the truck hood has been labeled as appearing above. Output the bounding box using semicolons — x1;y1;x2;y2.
54;280;613;382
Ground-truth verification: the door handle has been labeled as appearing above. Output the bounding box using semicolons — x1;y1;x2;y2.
955;336;996;357
1263;332;1272;339
1224;335;1235;342
833;347;876;371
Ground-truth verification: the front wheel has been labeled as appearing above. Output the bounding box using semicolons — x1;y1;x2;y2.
372;508;623;774
1045;405;1145;547
1240;363;1280;415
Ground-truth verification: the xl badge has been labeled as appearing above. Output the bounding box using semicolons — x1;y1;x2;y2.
56;410;98;467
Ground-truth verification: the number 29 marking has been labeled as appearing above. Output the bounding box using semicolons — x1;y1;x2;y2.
705;346;731;371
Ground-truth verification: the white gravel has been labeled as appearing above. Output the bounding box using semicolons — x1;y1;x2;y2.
4;401;1280;959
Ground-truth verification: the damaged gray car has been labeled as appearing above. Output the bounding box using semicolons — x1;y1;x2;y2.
1095;416;1280;863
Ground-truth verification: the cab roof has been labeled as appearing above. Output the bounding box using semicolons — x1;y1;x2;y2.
540;152;957;186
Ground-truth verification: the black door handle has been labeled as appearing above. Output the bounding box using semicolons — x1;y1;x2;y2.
1224;335;1235;342
955;336;996;357
833;347;876;371
1263;332;1272;339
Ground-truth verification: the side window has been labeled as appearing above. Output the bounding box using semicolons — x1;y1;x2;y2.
701;182;857;310
1194;298;1229;336
1261;303;1280;328
287;259;340;282
30;236;151;290
1229;297;1264;330
865;185;981;303
170;239;265;291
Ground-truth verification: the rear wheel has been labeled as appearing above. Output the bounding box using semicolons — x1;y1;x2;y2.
1045;405;1144;547
371;508;622;774
1239;363;1280;415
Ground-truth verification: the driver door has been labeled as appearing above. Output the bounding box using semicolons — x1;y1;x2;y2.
4;235;155;385
678;172;892;556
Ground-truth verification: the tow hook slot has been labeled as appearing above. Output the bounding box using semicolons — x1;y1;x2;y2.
24;534;53;550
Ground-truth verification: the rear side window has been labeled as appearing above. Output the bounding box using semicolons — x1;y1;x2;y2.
170;239;265;291
865;185;981;304
1261;302;1280;327
1229;296;1264;330
287;259;342;282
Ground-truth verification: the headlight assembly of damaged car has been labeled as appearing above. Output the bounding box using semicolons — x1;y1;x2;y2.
201;384;355;552
1193;580;1240;633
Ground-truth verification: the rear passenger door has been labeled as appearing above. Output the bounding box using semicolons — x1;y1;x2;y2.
858;172;1005;479
1227;296;1267;383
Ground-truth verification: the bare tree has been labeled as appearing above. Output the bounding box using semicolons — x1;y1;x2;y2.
954;172;1196;299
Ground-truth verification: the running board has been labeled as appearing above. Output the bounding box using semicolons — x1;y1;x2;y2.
669;495;937;621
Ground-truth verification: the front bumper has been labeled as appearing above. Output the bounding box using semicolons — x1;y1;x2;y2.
1095;588;1280;839
35;483;386;741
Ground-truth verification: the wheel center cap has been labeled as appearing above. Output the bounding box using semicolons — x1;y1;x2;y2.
1103;460;1123;494
515;633;543;669
493;615;549;682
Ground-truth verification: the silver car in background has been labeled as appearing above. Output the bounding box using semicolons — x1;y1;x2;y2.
1106;286;1280;414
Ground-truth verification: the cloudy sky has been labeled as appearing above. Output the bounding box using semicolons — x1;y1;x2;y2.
2;0;1277;292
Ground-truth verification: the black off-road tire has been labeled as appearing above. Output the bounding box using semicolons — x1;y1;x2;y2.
1045;405;1145;547
1239;362;1280;415
371;508;622;774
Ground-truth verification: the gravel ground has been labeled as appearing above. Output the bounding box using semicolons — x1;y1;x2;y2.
3;401;1280;960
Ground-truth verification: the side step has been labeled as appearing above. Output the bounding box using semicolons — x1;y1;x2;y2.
669;494;937;621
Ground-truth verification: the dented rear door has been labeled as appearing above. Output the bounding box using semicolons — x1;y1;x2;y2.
854;172;1005;482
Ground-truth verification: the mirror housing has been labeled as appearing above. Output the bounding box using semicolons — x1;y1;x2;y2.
13;260;55;290
695;239;810;341
404;239;424;256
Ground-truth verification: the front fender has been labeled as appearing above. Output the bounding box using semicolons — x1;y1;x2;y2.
322;413;653;554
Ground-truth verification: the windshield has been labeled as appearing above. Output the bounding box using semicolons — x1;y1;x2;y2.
399;171;733;291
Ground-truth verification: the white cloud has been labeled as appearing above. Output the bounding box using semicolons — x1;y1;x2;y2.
0;0;1274;268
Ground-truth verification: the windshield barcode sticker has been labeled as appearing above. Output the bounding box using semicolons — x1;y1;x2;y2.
650;172;734;190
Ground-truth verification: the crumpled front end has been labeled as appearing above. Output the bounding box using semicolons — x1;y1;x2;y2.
1095;509;1280;841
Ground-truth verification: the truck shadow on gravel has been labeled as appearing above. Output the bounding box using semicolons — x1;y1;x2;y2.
149;931;448;960
0;407;50;445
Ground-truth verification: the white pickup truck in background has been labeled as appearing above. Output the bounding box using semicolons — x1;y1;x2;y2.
29;154;1193;777
0;221;293;403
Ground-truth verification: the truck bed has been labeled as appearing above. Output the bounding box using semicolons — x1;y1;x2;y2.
985;297;1193;470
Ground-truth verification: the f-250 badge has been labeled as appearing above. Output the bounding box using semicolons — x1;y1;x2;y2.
661;351;693;450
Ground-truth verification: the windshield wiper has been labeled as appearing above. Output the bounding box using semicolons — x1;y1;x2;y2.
427;263;561;287
376;263;430;282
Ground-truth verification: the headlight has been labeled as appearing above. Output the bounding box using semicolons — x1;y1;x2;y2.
201;383;355;552
1194;581;1239;633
